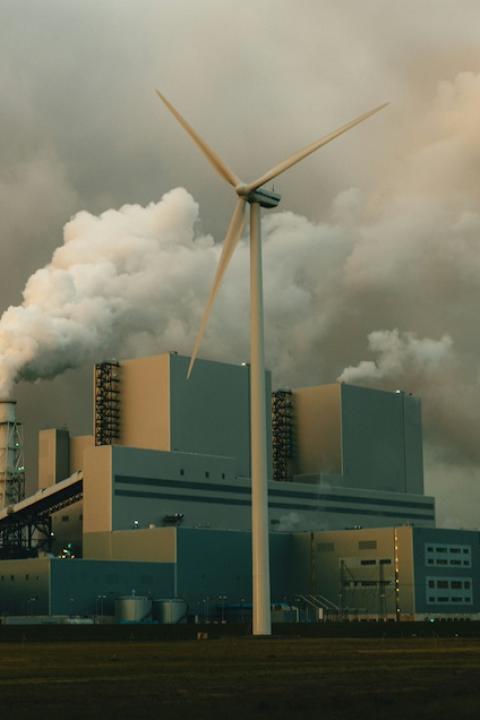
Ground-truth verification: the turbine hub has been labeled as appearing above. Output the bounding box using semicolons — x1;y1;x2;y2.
235;183;250;197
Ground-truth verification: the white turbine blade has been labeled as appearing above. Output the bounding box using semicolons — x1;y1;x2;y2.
245;102;389;192
187;197;247;378
155;90;240;188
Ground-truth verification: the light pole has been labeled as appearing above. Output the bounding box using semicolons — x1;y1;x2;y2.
96;594;107;623
219;595;227;624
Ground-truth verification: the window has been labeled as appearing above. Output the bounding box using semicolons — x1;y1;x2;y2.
379;559;392;565
437;580;448;589
180;469;184;476
221;473;226;480
428;580;435;588
358;540;377;550
360;559;377;566
464;581;471;589
62;515;69;522
451;581;462;589
450;548;461;554
205;471;210;478
317;542;335;552
25;574;29;581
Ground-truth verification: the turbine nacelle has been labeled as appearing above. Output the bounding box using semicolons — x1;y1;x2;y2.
247;187;281;209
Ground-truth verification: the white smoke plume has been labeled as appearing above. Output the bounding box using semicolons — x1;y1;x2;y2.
1;70;480;529
340;330;453;384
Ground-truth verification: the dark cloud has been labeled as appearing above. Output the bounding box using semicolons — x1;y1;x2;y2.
1;1;480;525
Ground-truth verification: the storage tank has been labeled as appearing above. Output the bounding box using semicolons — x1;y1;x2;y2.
115;595;152;623
152;598;188;624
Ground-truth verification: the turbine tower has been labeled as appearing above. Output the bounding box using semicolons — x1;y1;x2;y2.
156;91;387;635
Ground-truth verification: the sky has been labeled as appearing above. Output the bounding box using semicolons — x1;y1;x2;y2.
1;0;480;528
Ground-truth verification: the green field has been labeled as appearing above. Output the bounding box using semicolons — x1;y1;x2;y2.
1;636;479;719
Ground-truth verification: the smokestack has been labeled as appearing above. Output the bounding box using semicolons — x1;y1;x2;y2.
0;400;25;509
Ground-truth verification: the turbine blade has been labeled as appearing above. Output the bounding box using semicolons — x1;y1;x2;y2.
187;197;247;378
155;90;240;188
245;102;389;192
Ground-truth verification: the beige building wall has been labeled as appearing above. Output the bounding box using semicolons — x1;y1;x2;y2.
299;526;415;619
37;428;70;490
395;525;416;619
82;445;113;534
116;354;171;452
70;435;94;474
83;527;177;562
292;384;342;476
51;500;83;555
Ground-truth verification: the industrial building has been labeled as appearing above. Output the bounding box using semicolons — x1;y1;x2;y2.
0;352;477;622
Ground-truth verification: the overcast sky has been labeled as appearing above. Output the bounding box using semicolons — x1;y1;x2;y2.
1;1;480;528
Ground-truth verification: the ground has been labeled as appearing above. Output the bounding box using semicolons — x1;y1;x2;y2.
1;634;479;719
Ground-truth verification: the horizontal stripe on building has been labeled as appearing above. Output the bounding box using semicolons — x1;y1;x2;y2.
114;475;434;512
114;488;435;521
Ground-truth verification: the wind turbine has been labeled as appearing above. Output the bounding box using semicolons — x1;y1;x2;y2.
156;90;387;635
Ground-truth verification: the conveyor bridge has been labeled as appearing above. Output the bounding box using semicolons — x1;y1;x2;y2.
0;472;82;559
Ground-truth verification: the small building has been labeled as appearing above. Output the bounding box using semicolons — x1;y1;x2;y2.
291;526;479;620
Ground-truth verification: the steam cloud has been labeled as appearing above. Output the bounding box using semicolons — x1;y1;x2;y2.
1;72;480;523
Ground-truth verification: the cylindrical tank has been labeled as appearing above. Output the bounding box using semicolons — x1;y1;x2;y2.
115;595;152;623
152;598;188;624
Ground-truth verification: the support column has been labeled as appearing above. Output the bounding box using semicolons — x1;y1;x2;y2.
249;201;272;636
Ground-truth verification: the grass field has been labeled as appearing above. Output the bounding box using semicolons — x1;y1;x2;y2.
1;636;479;719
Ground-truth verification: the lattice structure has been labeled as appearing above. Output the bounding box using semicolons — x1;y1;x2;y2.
0;402;25;509
272;389;294;482
94;361;121;446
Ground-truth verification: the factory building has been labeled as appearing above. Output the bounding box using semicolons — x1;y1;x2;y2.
0;352;477;622
291;526;479;620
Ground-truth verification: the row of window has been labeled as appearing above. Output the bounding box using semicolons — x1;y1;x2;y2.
427;595;472;605
1;573;157;586
0;574;41;582
425;543;472;568
179;469;227;480
345;580;393;588
427;578;471;590
426;576;473;605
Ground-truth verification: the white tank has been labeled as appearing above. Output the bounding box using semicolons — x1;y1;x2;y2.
114;595;151;623
152;598;188;624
